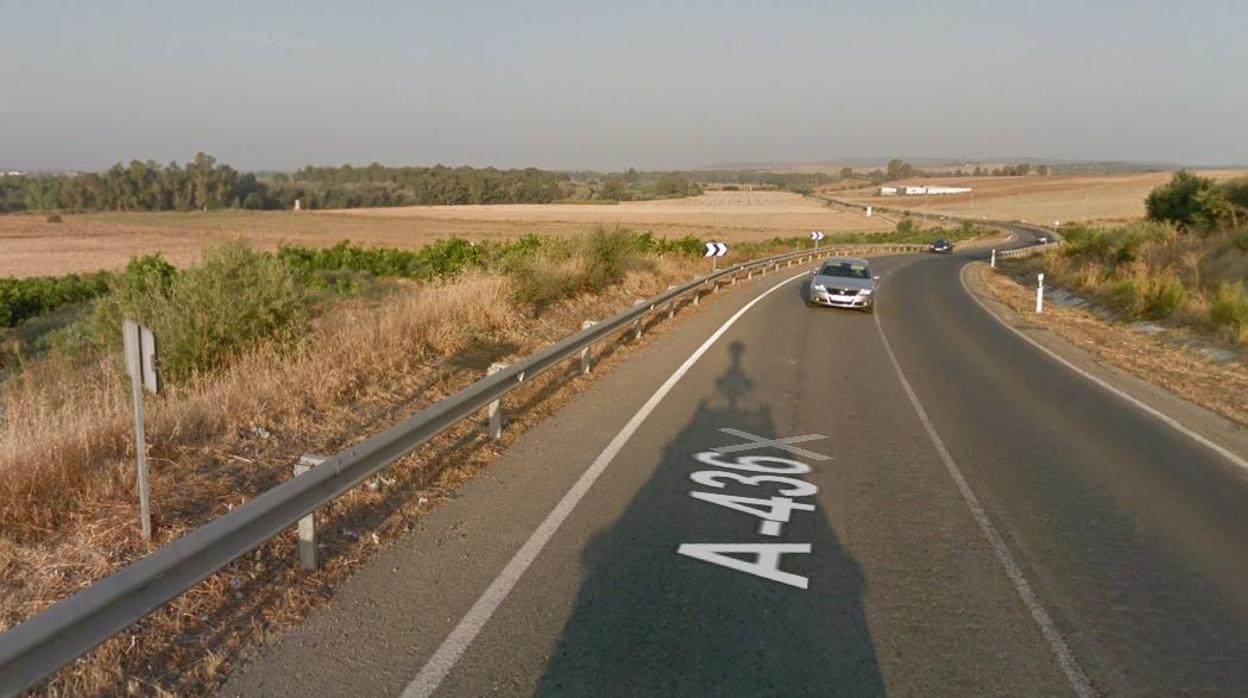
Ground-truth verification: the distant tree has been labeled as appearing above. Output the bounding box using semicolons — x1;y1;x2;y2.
1036;165;1050;176
886;158;914;181
600;175;630;201
839;166;854;180
1146;170;1219;230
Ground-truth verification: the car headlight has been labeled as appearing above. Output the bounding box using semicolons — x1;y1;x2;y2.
812;284;826;292
859;289;873;296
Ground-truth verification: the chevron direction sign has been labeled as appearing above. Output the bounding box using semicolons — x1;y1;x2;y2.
704;242;729;257
809;230;825;241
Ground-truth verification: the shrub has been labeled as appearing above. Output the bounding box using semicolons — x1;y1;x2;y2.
506;228;653;311
1108;277;1141;315
45;214;62;223
92;242;309;383
0;273;112;328
1142;277;1187;320
1210;281;1248;341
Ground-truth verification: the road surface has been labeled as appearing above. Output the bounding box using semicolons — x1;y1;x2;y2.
222;234;1248;696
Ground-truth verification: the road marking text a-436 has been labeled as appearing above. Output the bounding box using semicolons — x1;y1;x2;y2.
677;429;828;589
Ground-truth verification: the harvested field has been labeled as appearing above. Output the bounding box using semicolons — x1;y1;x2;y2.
832;170;1248;226
0;191;889;278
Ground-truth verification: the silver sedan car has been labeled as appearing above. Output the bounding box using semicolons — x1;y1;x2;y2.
807;257;878;313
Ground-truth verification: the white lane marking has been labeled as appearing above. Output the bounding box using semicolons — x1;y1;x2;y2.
959;263;1248;474
873;309;1096;698
711;427;831;460
401;270;811;698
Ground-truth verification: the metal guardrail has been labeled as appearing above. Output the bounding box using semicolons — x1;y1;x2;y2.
0;241;927;695
997;240;1064;259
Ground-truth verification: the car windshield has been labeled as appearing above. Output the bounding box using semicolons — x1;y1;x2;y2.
935;240;949;245
820;262;870;279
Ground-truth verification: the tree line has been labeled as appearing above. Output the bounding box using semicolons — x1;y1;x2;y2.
831;159;1050;185
0;156;708;213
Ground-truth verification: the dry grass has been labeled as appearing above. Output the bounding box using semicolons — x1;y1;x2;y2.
0;191;890;278
0;252;728;695
832;170;1248;226
976;264;1248;427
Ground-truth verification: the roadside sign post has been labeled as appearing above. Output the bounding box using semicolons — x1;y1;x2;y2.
991;249;997;268
1036;273;1045;314
704;241;728;273
809;230;825;249
122;319;160;542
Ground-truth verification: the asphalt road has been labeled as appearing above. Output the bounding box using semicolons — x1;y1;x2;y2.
222;235;1248;697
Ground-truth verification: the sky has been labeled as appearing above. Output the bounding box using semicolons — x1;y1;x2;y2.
1;0;1245;171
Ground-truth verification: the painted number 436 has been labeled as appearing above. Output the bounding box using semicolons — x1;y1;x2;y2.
677;450;818;589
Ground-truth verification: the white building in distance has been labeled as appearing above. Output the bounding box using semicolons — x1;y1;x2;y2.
878;184;972;196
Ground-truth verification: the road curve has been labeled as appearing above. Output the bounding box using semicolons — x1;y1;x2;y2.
221;235;1248;697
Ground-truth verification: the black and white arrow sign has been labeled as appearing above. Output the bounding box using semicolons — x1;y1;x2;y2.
703;242;729;257
809;230;826;241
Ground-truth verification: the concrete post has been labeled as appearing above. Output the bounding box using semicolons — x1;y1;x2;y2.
295;455;324;570
632;300;645;340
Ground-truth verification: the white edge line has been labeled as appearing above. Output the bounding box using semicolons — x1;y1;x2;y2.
872;309;1096;698
959;263;1248;474
400;269;812;698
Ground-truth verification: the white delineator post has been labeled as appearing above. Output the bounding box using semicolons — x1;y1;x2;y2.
991;249;997;268
1036;273;1045;314
487;362;507;439
295;455;324;570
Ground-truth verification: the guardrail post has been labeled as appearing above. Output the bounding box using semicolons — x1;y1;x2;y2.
295;455;324;570
487;362;507;439
579;320;597;374
666;286;677;319
632;299;646;339
730;272;737;286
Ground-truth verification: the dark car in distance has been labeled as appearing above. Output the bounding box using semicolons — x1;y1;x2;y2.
930;239;954;254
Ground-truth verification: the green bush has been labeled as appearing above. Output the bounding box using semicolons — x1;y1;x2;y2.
92;243;309;383
0;272;112;328
1108;277;1141;314
1143;277;1186;320
1211;281;1248;338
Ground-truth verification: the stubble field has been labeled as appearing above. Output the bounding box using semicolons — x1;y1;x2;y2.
831;170;1248;226
0;191;888;278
